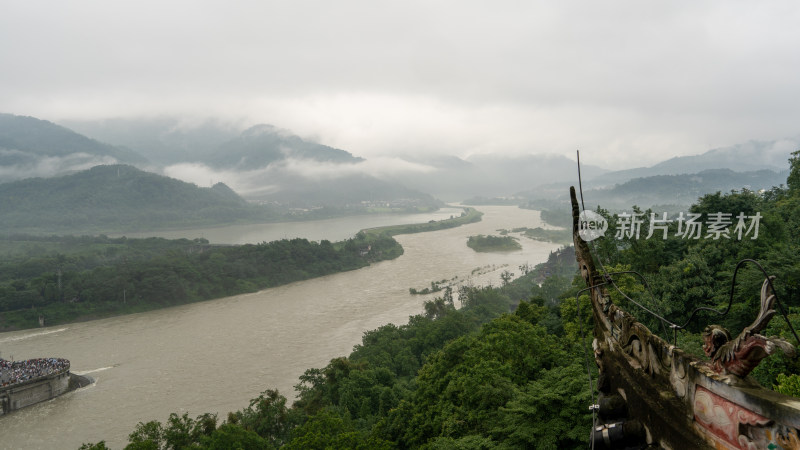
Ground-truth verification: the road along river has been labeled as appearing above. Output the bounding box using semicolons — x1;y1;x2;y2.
0;205;561;449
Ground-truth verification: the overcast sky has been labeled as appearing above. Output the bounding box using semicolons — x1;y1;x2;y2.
2;1;800;169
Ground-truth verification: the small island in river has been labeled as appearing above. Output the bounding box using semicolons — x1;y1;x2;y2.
466;234;522;252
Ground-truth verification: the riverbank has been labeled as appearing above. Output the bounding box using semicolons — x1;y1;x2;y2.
361;207;483;237
0;208;481;332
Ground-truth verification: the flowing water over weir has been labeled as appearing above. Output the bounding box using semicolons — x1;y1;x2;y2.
0;206;560;449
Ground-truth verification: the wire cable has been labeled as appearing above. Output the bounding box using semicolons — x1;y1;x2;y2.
574;151;800;347
576;283;604;450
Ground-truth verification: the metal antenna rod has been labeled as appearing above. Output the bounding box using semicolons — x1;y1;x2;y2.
577;150;587;212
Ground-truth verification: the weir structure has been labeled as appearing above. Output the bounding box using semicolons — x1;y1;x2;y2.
0;358;91;415
571;186;800;449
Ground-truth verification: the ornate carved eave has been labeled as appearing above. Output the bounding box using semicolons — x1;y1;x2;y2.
570;186;800;449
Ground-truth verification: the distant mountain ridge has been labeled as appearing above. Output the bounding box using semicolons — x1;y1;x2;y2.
1;114;439;215
593;168;788;208
588;139;797;187
520;167;788;215
57;114;797;203
62;116;242;165
384;153;609;201
63;118;364;169
4;113;796;216
0;114;147;182
0;164;268;233
207;124;363;170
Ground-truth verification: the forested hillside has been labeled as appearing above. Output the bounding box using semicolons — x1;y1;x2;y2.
593;167;787;207
518;167;787;215
0;114;146;183
0;164;273;233
207;124;363;170
0;114;145;164
588;139;793;186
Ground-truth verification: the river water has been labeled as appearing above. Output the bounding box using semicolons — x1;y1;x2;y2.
0;206;561;449
112;208;467;244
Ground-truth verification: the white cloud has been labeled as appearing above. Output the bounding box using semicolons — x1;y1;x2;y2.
2;1;800;170
0;151;118;182
162;156;436;198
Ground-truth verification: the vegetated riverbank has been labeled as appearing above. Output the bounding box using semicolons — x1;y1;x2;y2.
0;208;481;331
360;207;483;237
519;226;572;245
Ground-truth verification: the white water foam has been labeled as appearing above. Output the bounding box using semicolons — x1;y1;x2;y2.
0;327;68;344
74;365;115;376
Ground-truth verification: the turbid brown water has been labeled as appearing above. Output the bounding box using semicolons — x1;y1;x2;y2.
0;206;560;449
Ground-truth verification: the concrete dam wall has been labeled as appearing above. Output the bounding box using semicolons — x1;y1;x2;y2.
1;370;70;415
1;358;92;415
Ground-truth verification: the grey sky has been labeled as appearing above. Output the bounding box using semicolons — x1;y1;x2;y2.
2;1;799;169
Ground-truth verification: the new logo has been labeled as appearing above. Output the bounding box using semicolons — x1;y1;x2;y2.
578;210;607;242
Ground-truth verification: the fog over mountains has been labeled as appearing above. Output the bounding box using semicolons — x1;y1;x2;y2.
0;113;796;229
587;139;795;187
0;114;146;181
0;164;261;233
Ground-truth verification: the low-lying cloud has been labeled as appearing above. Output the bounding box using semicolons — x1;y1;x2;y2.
0;150;118;183
163;156;437;199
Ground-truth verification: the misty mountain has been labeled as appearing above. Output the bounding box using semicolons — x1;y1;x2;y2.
22;113;798;210
173;124;437;209
389;153;609;201
53;115;605;202
61;116;244;165
62;116;610;202
245;170;443;210
0;114;147;183
587;168;788;209
62;119;364;169
0;114;436;213
0;164;271;234
520;167;788;215
205;124;363;170
587;139;797;187
513;139;797;213
60;117;432;209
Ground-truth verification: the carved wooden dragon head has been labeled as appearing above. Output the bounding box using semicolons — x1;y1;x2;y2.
704;277;796;378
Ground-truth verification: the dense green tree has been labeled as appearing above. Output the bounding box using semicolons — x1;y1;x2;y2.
78;442;111;450
284;408;393;450
787;150;800;193
227;389;297;447
493;362;593;449
125;420;164;450
392;314;568;447
202;423;270;449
